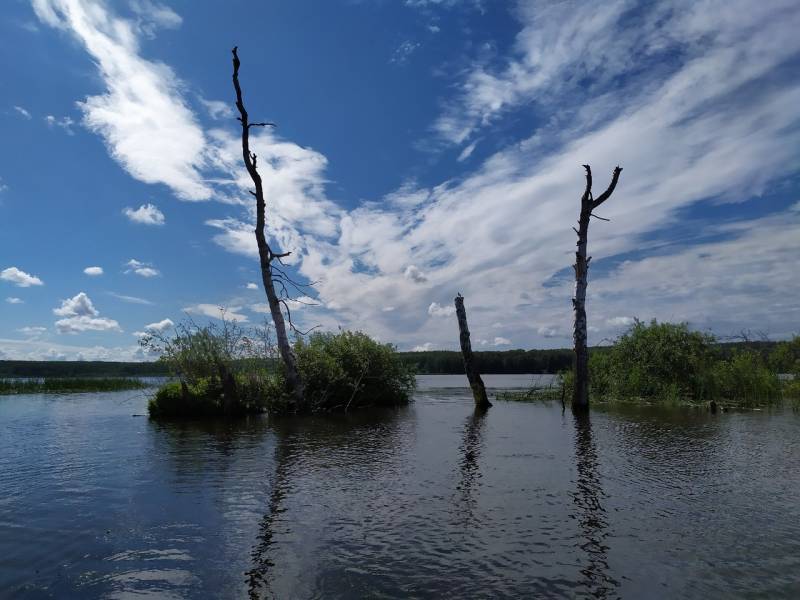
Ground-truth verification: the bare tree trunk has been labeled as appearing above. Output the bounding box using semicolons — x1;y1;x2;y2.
572;165;622;411
454;293;491;409
232;47;304;409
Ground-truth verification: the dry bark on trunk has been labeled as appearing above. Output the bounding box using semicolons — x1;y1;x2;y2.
232;47;304;408
454;293;491;409
572;165;622;411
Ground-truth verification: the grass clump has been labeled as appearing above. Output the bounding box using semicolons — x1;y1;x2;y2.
0;377;148;395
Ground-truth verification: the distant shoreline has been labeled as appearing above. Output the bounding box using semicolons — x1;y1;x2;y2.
0;341;778;377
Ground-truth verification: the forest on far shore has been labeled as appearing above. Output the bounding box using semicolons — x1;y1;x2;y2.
0;341;780;378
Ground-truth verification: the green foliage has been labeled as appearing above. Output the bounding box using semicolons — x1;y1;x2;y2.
0;377;148;395
769;335;800;374
588;320;717;402
147;373;278;418
0;361;168;378
711;350;781;406
145;321;414;418
290;331;416;414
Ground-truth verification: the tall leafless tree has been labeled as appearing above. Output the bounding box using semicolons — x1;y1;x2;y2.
232;47;305;408
454;293;491;410
572;165;622;411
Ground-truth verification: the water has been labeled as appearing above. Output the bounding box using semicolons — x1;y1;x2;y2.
1;376;799;598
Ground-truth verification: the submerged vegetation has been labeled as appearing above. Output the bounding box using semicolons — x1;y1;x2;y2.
143;319;415;419
503;321;799;409
0;377;148;395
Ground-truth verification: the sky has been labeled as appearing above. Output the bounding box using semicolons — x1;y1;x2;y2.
1;0;799;361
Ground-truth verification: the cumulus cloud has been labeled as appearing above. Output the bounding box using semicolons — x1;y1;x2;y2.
493;336;511;346
53;292;121;334
123;203;165;225
6;297;24;304
125;259;160;277
245;282;259;290
1;267;43;287
404;265;428;283
411;342;436;352
83;266;103;276
428;301;455;317
146;318;174;332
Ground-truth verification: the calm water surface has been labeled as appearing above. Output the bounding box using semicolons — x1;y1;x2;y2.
1;375;799;598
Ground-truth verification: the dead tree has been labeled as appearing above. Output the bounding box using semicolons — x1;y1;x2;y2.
232;47;305;408
454;293;491;410
572;165;622;411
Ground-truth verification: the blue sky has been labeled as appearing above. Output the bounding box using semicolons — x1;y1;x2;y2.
1;0;799;360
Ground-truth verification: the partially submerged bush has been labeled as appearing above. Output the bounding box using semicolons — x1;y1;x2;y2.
283;331;415;414
589;320;717;402
144;319;414;418
542;320;786;407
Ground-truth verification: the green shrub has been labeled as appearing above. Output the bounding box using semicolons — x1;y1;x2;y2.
291;331;416;414
768;335;800;374
147;372;277;418
587;320;717;402
711;350;781;406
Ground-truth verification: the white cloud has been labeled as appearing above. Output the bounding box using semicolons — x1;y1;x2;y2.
537;326;563;339
411;342;436;352
427;301;455;317
1;267;44;287
108;291;153;305
18;326;46;337
44;114;75;134
125;259;160;277
6;297;24;304
32;0;211;200
129;0;182;36
144;318;174;332
53;291;98;317
391;40;420;64
0;337;146;361
13;105;32;119
200;98;234;120
53;292;121;334
606;316;635;327
184;303;249;322
404;265;428;283
493;336;511;346
457;139;478;162
83;266;103;276
245;282;259;290
123;203;165;225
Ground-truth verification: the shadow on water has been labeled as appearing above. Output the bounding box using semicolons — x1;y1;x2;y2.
571;411;619;598
455;405;489;522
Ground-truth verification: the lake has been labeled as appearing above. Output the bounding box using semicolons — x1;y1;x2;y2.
1;375;799;598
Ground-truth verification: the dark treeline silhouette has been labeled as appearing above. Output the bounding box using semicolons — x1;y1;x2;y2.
0;360;169;378
0;341;779;378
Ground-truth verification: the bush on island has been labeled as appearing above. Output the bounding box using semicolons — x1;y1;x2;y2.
143;319;415;418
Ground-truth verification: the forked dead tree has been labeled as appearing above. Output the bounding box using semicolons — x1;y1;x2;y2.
232;47;305;408
572;165;622;411
454;293;491;410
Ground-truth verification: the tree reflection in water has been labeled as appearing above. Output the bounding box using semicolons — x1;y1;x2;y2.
571;411;619;598
456;406;489;522
246;424;295;600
